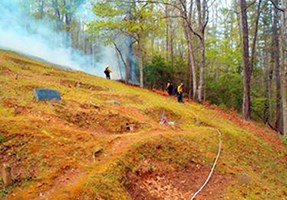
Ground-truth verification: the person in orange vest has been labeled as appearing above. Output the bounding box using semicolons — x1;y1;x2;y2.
104;65;112;79
177;82;184;103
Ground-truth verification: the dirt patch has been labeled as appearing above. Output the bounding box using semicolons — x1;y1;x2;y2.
144;107;182;123
13;105;33;116
43;71;67;77
1;98;34;116
9;57;40;67
116;107;154;124
80;102;101;110
0;67;17;76
125;160;233;200
2;98;18;108
37;165;86;199
60;79;108;91
56;102;146;134
68;111;142;133
18;84;40;92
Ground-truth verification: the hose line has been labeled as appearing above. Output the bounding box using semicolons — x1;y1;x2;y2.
190;129;222;200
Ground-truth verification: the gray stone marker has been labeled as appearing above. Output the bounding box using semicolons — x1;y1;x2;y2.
33;88;61;101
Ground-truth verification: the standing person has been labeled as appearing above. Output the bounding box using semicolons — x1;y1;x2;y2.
104;65;112;79
166;81;174;96
177;83;184;103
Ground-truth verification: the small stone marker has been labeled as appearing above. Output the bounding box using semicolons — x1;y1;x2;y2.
33;88;61;101
105;100;121;105
2;163;12;187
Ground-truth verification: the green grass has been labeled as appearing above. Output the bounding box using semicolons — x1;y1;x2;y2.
0;132;6;143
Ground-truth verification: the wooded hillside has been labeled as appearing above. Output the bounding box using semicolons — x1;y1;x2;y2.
0;50;286;199
6;0;286;136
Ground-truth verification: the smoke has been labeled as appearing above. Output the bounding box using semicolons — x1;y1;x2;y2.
0;0;121;79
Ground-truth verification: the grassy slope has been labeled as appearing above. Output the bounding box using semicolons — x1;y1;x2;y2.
0;50;286;200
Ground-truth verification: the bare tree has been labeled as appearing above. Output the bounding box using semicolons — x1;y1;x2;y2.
250;0;262;72
178;0;208;102
179;0;198;99
196;0;208;103
240;0;251;120
281;0;287;136
271;0;282;131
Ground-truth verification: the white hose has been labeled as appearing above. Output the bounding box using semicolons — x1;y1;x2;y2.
190;129;222;200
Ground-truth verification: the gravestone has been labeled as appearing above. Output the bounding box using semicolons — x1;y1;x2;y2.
105;100;121;105
33;88;61;101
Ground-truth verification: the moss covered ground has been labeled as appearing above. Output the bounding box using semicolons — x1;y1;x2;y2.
0;50;286;200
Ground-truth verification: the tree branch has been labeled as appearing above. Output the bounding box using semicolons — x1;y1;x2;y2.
269;0;285;12
250;0;262;73
112;41;128;78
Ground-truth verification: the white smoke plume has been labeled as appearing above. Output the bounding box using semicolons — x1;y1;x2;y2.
0;0;121;79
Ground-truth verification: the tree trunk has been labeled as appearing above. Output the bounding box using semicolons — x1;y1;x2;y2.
250;0;262;73
272;0;282;131
112;41;126;80
281;0;287;136
39;0;44;19
185;30;192;100
52;0;62;29
240;0;251;121
126;57;131;84
138;36;144;88
196;0;208;103
281;52;287;136
169;22;175;68
179;0;197;99
165;1;175;68
186;29;197;99
63;0;72;45
198;38;205;102
267;59;273;124
165;3;170;61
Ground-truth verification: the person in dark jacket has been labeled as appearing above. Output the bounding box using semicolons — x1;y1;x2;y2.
166;81;174;96
104;65;112;79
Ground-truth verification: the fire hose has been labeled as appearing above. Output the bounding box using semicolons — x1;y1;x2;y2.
190;128;222;200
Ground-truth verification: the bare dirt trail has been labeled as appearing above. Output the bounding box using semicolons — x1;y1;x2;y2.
18;126;222;200
126;165;233;200
124;127;230;200
20;128;174;200
32;121;233;200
